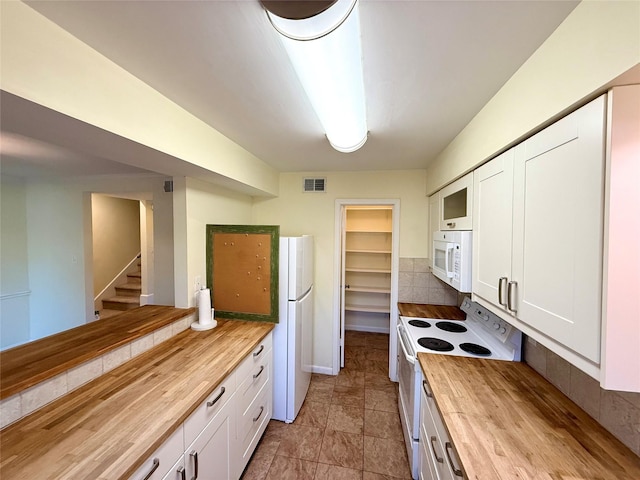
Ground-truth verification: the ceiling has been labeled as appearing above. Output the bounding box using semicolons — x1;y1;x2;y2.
3;0;579;179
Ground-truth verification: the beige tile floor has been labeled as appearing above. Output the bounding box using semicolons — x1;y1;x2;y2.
241;331;412;480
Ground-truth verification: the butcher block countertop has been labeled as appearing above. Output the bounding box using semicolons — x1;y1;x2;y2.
1;305;196;399
417;354;640;479
398;302;465;320
0;319;274;480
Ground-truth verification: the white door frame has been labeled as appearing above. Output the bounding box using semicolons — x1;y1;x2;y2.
332;198;400;379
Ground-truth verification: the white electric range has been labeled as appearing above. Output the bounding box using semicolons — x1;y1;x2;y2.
397;297;522;479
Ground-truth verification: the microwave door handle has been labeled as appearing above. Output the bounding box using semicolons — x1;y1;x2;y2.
445;244;455;278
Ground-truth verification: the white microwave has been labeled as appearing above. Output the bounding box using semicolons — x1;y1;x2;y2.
432;231;472;292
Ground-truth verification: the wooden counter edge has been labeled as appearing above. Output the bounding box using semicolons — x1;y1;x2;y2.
0;306;196;399
416;353;640;479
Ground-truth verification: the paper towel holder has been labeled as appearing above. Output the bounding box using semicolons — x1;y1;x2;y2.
191;288;217;331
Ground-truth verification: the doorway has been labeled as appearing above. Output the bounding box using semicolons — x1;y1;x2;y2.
333;199;400;380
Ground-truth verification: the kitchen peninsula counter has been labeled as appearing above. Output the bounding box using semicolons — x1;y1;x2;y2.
418;354;640;479
1;305;196;399
0;319;274;479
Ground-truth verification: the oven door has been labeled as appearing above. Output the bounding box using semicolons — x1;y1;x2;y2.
433;239;456;283
397;324;421;479
397;324;421;440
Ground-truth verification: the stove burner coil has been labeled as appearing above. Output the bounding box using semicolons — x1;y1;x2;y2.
459;342;491;356
408;320;431;328
418;337;454;352
435;321;467;333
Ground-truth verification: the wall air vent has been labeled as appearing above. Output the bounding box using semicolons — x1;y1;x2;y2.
303;177;326;193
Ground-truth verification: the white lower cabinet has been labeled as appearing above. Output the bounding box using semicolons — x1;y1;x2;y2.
131;333;273;480
185;398;235;480
162;455;186;480
130;426;185;480
419;379;463;480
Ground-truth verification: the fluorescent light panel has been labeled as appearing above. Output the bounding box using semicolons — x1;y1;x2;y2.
267;0;367;153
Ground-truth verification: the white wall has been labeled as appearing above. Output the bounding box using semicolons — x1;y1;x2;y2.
152;180;175;305
173;177;254;308
0;177;31;348
26;180;88;339
426;0;640;194
252;170;428;372
0;1;279;197
0;174;175;345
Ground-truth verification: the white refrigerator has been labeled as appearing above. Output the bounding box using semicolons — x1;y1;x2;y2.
272;235;314;423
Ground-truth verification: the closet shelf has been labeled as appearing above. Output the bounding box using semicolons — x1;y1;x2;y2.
345;267;391;274
345;249;391;254
346;229;392;234
346;286;391;294
345;304;391;314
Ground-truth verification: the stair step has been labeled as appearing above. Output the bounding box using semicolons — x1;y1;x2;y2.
127;272;142;284
115;283;142;297
102;296;140;311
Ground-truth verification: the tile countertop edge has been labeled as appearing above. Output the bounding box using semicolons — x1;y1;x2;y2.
0;319;275;480
417;354;640;480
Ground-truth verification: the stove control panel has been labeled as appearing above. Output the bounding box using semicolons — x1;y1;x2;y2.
460;297;513;343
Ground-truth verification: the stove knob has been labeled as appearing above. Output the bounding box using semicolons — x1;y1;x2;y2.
493;322;500;330
499;327;507;334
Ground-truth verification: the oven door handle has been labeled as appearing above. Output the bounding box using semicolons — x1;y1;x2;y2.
396;324;415;365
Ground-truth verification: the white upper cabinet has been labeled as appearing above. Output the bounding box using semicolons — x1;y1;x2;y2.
472;147;516;311
473;94;607;377
439;172;473;231
512;95;606;364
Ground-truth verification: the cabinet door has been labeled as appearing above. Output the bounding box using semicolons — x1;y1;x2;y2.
472;148;515;309
185;398;235;480
512;95;606;363
161;456;185;480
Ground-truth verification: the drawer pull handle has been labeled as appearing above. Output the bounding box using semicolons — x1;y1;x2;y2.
178;466;186;480
507;281;518;312
498;277;508;307
253;345;264;357
253;365;265;379
253;406;265;423
445;442;463;477
422;380;433;398
430;436;443;463
206;386;226;407
142;458;160;480
190;450;199;480
446;222;456;228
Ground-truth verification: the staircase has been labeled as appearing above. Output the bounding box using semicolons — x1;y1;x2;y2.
100;260;142;318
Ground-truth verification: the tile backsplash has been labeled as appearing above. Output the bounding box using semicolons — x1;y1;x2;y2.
398;257;458;305
524;337;640;457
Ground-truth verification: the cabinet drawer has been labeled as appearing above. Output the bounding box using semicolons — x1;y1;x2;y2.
239;384;272;462
238;376;271;445
237;356;271;414
183;371;236;447
236;334;272;382
130;425;184;480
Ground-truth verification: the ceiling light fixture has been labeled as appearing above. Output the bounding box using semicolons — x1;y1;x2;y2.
262;0;368;153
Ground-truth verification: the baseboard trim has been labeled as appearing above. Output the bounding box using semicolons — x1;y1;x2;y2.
311;365;335;376
139;294;154;306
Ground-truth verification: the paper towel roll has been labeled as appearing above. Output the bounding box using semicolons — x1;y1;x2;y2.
198;288;212;326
